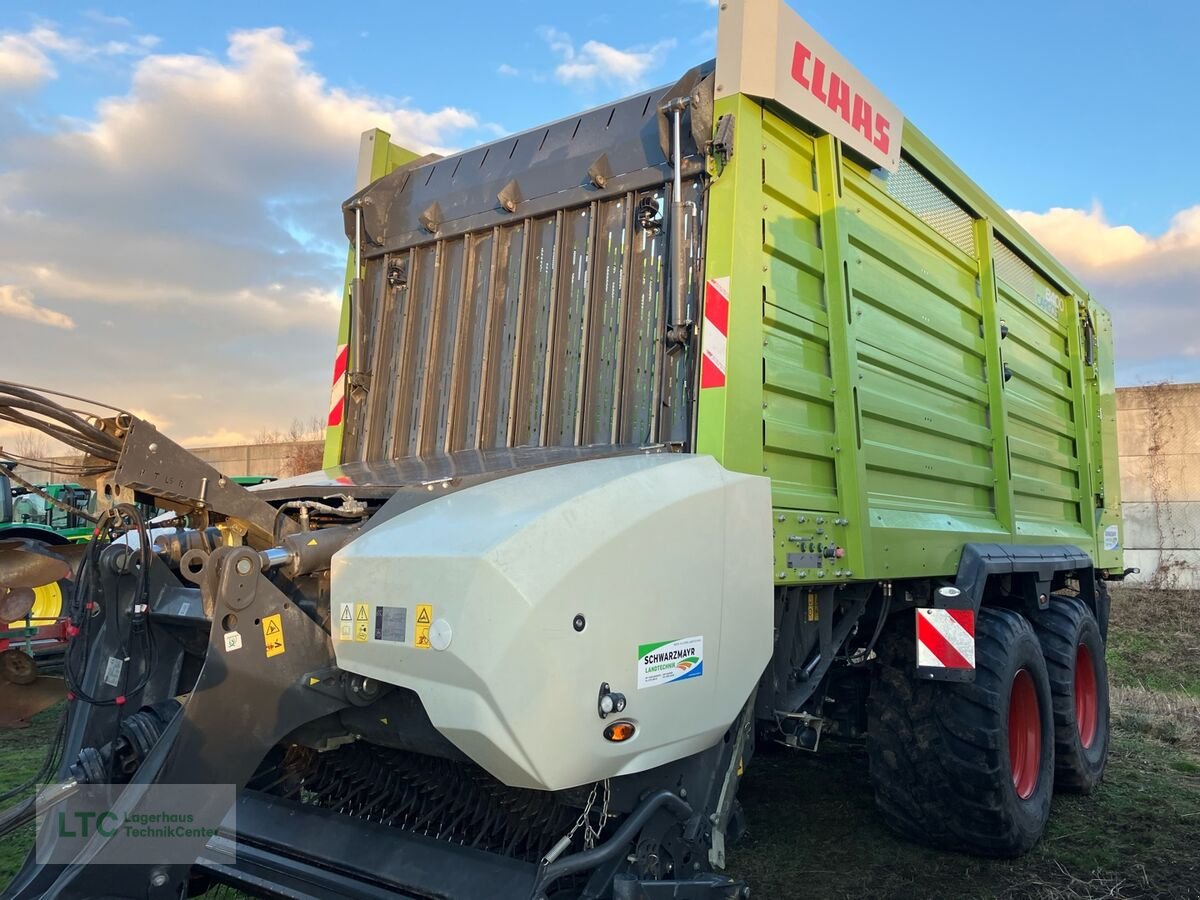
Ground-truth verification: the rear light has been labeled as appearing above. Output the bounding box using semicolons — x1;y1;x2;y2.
603;721;636;742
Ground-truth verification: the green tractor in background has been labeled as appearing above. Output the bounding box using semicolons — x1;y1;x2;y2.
2;463;278;547
0;462;93;546
0;464;277;684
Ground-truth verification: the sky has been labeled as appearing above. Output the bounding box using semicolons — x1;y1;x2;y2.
0;1;1197;449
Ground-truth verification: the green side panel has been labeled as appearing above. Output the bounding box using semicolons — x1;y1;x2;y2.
323;130;422;468
1091;302;1123;571
696;94;767;483
699;96;1116;585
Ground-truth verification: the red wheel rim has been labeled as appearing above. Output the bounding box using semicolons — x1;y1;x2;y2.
1008;668;1041;800
1075;644;1099;749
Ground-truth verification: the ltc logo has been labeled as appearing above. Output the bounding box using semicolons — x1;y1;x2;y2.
57;811;120;837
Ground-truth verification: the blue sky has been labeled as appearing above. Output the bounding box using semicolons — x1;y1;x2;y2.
0;1;1197;443
23;0;1193;234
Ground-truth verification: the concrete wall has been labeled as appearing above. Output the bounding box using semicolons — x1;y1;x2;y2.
10;386;1199;588
1117;383;1200;588
13;440;323;485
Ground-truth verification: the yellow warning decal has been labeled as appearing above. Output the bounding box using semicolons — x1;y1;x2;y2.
307;538;319;546
262;613;285;658
308;677;320;686
414;604;432;649
806;592;819;623
355;602;370;642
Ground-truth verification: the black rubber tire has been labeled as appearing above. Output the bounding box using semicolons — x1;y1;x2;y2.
1033;596;1110;793
1094;579;1111;643
867;607;1055;857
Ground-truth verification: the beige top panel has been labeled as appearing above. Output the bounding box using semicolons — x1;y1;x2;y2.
716;0;903;171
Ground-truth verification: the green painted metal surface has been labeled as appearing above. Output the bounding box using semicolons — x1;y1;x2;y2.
323;89;1119;585
698;96;1122;584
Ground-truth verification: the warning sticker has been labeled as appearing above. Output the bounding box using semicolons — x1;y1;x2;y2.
374;606;408;643
103;656;124;688
414;604;432;649
339;603;353;623
339;623;352;641
262;613;285;658
1103;524;1120;551
224;631;243;652
637;636;704;689
354;603;370;643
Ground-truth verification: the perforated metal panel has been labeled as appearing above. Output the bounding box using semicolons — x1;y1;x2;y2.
883;159;976;255
991;235;1039;300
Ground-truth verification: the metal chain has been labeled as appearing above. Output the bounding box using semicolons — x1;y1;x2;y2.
570;782;598;848
3;465;100;524
584;778;612;849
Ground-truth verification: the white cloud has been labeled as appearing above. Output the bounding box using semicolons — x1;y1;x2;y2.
0;27;487;444
540;27;675;88
84;11;133;28
0;24;162;91
0;285;73;329
1010;203;1200;270
1011;203;1200;377
497;63;520;77
0;29;59;90
179;428;254;449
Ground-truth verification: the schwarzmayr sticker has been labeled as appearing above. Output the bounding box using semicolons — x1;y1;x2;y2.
637;636;704;689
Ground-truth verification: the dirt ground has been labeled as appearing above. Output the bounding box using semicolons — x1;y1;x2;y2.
727;587;1200;899
0;588;1197;898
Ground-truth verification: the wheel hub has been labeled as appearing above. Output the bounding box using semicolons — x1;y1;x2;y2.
1074;644;1099;749
1008;668;1041;800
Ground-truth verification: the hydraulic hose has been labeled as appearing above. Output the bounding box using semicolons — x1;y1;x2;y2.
530;789;694;900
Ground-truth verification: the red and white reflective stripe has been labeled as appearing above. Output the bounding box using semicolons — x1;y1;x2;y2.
916;608;976;669
700;277;730;389
328;343;349;427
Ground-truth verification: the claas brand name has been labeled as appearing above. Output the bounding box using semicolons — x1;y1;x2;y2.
789;40;892;156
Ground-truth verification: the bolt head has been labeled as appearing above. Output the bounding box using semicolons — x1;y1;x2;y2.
150;872;169;888
235;557;253;576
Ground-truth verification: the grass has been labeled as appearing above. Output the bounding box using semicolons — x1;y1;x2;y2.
726;721;1200;899
726;586;1200;898
0;701;62;884
1;588;1197;898
1107;588;1200;698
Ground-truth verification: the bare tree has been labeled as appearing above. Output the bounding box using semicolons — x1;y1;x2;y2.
13;428;51;460
253;415;326;477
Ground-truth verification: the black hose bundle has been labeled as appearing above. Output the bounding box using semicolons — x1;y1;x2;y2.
0;380;127;474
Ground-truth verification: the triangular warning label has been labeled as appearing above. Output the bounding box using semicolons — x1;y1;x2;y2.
356;605;368;621
340;605;352;621
416;608;432;625
265;620;281;635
